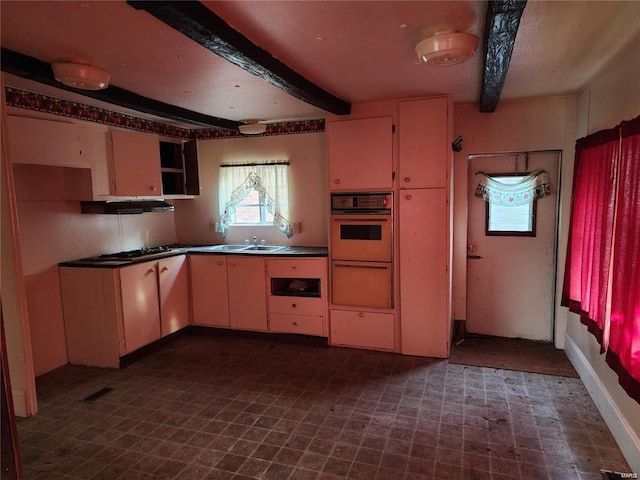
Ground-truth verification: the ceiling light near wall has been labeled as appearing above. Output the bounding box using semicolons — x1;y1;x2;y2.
415;29;479;66
52;62;111;90
238;120;267;135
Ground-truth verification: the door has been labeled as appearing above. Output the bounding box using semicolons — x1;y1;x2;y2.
331;214;392;262
227;256;267;331
119;261;161;353
109;129;161;196
466;152;559;341
190;255;230;327
158;255;189;336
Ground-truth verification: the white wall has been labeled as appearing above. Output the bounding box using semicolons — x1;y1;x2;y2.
174;132;328;247
563;37;640;473
452;95;577;346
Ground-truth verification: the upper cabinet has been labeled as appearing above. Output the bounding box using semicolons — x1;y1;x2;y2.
108;129;162;197
6;115;84;167
159;139;200;196
398;97;451;189
327;116;393;191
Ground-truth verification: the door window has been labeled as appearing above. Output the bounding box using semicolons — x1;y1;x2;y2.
485;175;536;236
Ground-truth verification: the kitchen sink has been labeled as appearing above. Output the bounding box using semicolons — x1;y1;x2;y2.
208;244;249;251
243;245;285;252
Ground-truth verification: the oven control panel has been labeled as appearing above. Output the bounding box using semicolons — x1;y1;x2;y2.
331;193;392;213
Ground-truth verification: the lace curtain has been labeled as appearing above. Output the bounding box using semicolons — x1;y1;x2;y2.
217;163;292;237
475;169;552;206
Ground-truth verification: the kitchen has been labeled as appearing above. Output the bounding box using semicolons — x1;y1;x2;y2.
1;1;640;478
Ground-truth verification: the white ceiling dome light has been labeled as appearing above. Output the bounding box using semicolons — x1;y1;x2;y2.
238;120;267;135
415;29;479;66
52;62;111;90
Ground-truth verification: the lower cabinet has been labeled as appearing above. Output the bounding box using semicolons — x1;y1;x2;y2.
227;256;268;331
330;310;395;351
60;254;189;367
267;258;328;336
190;255;230;327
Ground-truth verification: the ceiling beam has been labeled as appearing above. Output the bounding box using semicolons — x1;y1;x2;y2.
0;48;242;130
480;0;527;113
127;1;351;116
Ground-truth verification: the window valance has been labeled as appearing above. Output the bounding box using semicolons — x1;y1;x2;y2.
474;169;552;206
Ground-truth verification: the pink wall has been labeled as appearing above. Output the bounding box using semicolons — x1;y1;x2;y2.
14;164;177;376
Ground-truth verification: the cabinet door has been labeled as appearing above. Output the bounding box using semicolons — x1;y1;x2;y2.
190;255;230;327
158;255;189;336
7;115;83;167
399;97;449;188
330;310;394;350
327;117;393;191
399;189;449;357
227;256;267;331
119;262;161;353
109;129;162;196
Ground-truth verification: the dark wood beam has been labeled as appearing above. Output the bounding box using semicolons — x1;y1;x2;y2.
0;48;241;130
127;1;351;116
480;0;527;112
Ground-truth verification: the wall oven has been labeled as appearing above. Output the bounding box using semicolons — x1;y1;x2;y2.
330;193;392;309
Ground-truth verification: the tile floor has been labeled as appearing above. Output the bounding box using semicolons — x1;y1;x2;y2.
17;333;630;480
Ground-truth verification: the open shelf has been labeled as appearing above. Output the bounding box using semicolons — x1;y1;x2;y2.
270;278;321;298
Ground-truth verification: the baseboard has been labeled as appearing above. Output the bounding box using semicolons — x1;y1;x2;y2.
564;333;640;473
11;389;28;418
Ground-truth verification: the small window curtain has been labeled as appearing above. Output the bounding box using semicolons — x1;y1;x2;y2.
562;115;640;403
475;169;552;206
217;162;292;237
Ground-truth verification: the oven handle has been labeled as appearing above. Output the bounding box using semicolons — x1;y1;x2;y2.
333;263;390;270
331;217;391;223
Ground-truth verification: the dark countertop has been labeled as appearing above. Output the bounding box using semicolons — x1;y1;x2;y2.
60;245;328;268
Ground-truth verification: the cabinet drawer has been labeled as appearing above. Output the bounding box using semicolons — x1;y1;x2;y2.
270;314;324;336
267;258;324;278
269;296;323;316
330;310;394;351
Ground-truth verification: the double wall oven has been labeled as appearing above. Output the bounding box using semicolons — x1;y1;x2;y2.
330;192;392;309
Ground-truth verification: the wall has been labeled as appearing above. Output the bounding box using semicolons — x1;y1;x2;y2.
174;132;327;247
13;164;176;376
452;95;577;346
563;37;640;472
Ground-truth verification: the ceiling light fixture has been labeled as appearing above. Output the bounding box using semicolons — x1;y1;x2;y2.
238;120;267;135
52;62;111;90
415;29;479;66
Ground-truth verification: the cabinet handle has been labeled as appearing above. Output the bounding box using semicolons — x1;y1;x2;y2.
230;262;237;267
292;322;298;326
150;186;157;192
359;312;365;318
147;268;155;274
405;194;412;200
404;177;411;183
334;179;341;185
161;266;168;272
291;266;297;271
217;261;224;266
292;303;297;308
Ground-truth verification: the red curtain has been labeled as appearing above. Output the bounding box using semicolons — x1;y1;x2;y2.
563;115;640;403
606;117;640;401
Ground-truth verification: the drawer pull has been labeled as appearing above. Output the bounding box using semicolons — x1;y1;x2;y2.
217;261;224;266
292;322;298;326
230;262;237;267
291;266;297;271
405;194;412;200
359;312;365;318
161;266;168;272
334;179;341;185
404;177;411;183
292;303;297;308
150;186;157;192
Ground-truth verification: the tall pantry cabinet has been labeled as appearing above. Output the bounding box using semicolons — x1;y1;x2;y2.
398;97;452;358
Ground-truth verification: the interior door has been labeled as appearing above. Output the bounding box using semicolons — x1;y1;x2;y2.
466;152;559;341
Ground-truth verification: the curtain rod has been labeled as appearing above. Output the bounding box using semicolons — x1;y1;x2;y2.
220;161;290;168
467;149;562;159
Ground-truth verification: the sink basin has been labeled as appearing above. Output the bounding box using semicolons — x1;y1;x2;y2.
243;245;285;252
209;244;249;251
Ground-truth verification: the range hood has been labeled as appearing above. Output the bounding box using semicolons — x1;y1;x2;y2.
80;200;175;214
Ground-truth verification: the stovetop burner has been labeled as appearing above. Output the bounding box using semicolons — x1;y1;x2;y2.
99;246;173;259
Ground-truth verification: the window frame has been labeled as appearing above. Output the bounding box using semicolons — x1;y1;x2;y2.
230;189;274;226
484;172;537;237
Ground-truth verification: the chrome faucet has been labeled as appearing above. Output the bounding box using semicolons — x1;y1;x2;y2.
253;236;258;246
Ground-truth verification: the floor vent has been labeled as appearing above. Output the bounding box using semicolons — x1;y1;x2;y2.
82;387;113;402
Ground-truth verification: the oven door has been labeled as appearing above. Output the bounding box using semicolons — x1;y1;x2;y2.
331;260;392;309
331;214;391;262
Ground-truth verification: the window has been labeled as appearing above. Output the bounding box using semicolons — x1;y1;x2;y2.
485;175;536;236
217;162;292;237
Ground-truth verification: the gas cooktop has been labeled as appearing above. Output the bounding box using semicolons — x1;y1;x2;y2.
99;246;173;259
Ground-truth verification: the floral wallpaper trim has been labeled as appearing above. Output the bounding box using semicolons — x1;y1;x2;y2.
4;87;325;139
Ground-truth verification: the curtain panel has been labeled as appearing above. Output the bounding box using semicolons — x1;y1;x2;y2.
474;169;552;206
217;163;292;238
562;115;640;403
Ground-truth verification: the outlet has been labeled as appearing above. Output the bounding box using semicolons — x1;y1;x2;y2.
292;222;302;234
210;221;218;231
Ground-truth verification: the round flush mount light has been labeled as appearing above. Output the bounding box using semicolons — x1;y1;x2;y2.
415;29;479;66
52;62;111;90
238;120;267;135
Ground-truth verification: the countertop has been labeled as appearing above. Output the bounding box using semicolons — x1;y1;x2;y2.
59;245;328;268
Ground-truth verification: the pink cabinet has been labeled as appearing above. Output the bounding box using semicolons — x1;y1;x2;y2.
398;97;450;189
227;256;267;331
190;255;230;327
399;189;450;358
108;129;162;196
327;117;393;191
158;255;190;336
330;310;395;351
119;262;162;353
